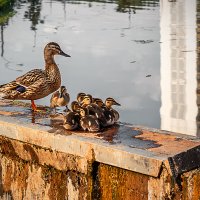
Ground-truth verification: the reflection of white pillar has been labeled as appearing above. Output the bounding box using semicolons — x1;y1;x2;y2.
160;0;172;133
160;0;197;136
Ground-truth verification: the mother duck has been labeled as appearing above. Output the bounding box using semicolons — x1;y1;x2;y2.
0;42;70;111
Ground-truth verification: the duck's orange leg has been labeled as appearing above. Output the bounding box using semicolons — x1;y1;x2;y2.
31;100;37;111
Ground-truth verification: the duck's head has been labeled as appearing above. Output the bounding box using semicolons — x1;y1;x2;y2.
60;85;67;93
44;42;71;57
59;86;67;97
105;97;121;108
77;92;86;103
79;108;88;117
87;94;93;102
71;101;81;112
93;98;104;107
81;95;91;106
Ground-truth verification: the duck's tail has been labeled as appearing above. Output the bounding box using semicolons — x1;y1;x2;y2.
0;81;19;99
0;84;6;98
0;84;5;88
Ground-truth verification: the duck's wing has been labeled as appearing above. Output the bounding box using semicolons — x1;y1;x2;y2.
0;69;46;90
16;69;46;87
0;69;48;99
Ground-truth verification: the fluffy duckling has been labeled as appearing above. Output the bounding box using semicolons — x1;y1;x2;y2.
77;92;86;104
63;101;80;131
93;98;104;107
105;97;121;122
50;86;70;111
79;107;100;132
93;98;115;126
81;95;107;127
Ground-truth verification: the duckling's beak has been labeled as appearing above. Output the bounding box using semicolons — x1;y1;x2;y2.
59;50;71;57
113;101;121;106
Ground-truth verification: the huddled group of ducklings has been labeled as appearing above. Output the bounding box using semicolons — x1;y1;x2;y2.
50;86;121;132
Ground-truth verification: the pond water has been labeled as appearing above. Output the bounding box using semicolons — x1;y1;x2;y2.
0;0;199;136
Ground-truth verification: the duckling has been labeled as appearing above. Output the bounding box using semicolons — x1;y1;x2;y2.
93;98;104;107
105;97;121;122
81;95;107;127
71;100;81;112
63;101;80;131
77;92;86;104
93;98;115;126
81;95;91;108
50;86;70;111
0;42;70;111
79;107;100;132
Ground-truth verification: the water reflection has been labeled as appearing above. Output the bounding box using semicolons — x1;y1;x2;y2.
160;0;199;136
24;0;43;31
0;0;160;129
1;0;199;137
0;1;15;57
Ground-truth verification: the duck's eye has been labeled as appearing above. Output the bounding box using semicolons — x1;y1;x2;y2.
50;46;60;52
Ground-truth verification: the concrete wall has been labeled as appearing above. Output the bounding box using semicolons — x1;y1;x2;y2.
0;135;200;200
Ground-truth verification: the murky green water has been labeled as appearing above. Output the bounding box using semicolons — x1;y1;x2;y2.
0;0;199;136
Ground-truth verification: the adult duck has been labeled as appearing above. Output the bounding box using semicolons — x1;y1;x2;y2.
0;42;70;111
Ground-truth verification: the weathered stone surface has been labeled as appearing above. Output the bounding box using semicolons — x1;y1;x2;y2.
0;114;164;177
0;100;200;199
0;136;88;174
0;142;90;200
148;162;200;200
98;163;149;200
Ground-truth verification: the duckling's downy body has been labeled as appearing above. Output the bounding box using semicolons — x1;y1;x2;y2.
0;42;70;111
81;95;107;127
77;92;86;104
50;86;70;110
105;97;121;123
63;101;80;131
79;108;100;132
93;98;116;126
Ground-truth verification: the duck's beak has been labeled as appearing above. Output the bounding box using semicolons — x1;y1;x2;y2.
60;50;71;57
113;101;121;106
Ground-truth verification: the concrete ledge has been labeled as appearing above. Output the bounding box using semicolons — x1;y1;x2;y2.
0;100;200;178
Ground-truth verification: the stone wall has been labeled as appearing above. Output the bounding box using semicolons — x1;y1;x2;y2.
0;135;200;200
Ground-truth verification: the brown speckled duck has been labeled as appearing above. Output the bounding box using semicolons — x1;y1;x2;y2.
63;101;81;131
81;95;107;127
93;98;115;126
105;97;121;123
50;86;70;110
79;107;100;132
76;92;86;104
0;42;70;111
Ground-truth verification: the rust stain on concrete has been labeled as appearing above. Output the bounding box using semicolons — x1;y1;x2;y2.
41;166;68;200
133;128;200;155
98;163;149;200
0;136;91;199
0;136;88;174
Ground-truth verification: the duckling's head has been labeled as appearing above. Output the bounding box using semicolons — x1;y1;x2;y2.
105;97;121;108
59;86;67;98
93;98;104;107
79;108;88;117
45;42;71;57
60;85;66;93
77;92;86;103
71;101;81;112
81;95;91;106
87;94;93;102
